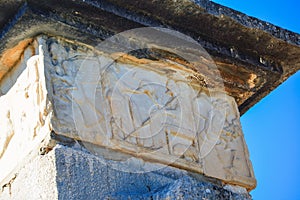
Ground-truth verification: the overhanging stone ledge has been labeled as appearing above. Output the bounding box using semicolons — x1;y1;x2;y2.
0;0;299;114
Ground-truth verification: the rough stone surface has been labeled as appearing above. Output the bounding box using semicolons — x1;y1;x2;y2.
152;177;250;200
0;145;251;200
0;147;57;200
0;40;52;183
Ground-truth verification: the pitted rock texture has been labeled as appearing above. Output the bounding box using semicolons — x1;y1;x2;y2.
0;40;52;183
151;177;251;200
0;145;251;200
0;147;57;200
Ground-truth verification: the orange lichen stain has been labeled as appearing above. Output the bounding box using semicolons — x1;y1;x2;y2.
170;131;195;141
143;89;152;97
109;52;219;93
111;52;149;65
111;52;198;75
0;38;34;80
123;89;143;95
0;70;7;78
225;132;232;137
247;73;257;89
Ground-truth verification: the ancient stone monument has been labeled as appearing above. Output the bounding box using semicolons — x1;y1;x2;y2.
0;0;299;199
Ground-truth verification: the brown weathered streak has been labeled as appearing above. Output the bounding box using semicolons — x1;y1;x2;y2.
0;38;33;80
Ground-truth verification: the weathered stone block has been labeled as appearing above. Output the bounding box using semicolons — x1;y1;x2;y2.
0;41;52;184
0;145;251;200
0;35;255;191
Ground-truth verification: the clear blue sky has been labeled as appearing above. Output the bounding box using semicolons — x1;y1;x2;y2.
211;0;300;199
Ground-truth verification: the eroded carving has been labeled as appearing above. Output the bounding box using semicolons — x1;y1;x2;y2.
41;36;255;189
0;35;255;190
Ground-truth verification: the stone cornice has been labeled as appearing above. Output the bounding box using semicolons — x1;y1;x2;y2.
0;0;299;113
